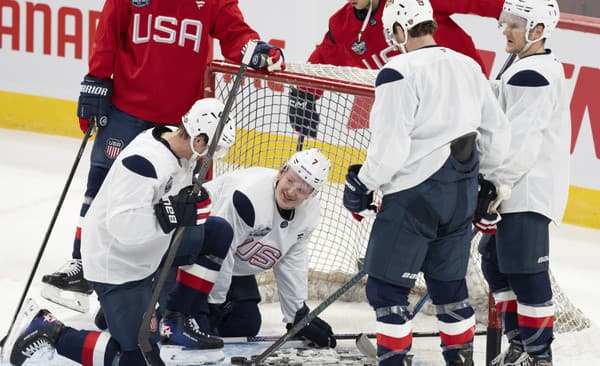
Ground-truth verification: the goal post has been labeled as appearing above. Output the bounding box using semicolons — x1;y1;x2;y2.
204;60;590;335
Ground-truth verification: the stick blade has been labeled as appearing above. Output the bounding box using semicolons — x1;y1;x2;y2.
355;333;377;360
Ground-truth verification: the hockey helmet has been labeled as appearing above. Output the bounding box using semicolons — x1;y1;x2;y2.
501;0;560;40
285;148;330;192
182;98;236;159
382;0;434;46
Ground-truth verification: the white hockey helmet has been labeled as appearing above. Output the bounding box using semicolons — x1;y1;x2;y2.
501;0;560;40
182;98;236;160
285;148;330;192
382;0;434;46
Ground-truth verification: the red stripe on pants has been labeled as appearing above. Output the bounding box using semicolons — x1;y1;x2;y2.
177;269;214;293
81;331;101;366
376;332;412;352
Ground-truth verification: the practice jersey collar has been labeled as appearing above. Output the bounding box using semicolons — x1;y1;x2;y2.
152;126;181;165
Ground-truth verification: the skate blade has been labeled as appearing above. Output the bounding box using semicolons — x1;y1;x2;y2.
1;298;39;363
40;284;90;313
160;345;225;365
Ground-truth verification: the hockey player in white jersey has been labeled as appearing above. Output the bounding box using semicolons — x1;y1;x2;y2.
202;148;337;348
8;98;236;366
342;0;510;365
476;1;568;365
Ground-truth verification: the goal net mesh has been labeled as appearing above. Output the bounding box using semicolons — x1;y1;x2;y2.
205;61;590;333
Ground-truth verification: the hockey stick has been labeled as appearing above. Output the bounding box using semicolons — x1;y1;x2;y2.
137;42;257;366
0;124;95;348
495;53;516;80
231;270;367;365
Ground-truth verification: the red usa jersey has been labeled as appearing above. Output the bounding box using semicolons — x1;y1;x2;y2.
89;0;259;124
308;0;502;72
204;167;320;322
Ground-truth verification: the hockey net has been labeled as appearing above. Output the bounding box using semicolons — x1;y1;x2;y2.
204;60;590;333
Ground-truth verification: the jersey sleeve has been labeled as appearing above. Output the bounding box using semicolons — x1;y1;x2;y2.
273;232;311;323
476;77;511;183
431;0;502;18
486;70;554;188
88;0;126;78
358;67;417;190
308;13;347;67
212;0;260;63
102;156;168;245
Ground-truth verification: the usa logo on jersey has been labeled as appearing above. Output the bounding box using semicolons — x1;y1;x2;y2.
105;138;124;159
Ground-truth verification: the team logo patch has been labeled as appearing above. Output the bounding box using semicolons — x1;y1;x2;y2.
280;221;288;229
132;0;150;7
164;176;173;194
249;226;272;238
105;138;124;159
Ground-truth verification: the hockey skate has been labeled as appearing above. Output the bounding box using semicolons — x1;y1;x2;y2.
447;347;474;366
8;307;64;366
160;311;224;349
528;349;553;366
491;342;529;366
40;259;93;313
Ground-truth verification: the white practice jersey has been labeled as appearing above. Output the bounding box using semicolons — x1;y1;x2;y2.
486;50;570;223
358;46;511;194
82;127;195;284
205;167;320;323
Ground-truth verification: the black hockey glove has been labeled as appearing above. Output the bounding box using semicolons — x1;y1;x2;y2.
473;174;501;234
77;75;112;133
242;40;285;71
287;303;336;348
288;88;320;138
343;164;376;221
154;185;212;234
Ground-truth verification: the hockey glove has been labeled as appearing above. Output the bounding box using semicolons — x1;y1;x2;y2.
154;185;212;234
288;88;319;138
243;40;285;72
343;164;376;221
473;174;501;234
287;303;336;348
77;75;112;134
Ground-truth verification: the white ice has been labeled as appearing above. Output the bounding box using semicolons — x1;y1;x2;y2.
1;129;599;365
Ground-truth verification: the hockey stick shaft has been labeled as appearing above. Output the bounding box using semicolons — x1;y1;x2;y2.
245;271;367;365
495;53;516;80
0;124;94;347
138;43;257;366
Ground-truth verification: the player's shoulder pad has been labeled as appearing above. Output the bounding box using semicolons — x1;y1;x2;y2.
375;68;404;87
122;155;157;179
233;190;255;227
507;70;549;87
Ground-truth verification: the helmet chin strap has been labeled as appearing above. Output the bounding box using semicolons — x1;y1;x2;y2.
189;137;207;161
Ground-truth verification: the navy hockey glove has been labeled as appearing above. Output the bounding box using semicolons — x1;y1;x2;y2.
343;165;376;221
288;88;319;138
242;40;285;71
77;75;112;134
473;175;501;234
154;185;212;233
287;303;336;348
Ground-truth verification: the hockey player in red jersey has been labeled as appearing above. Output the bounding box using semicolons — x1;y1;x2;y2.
41;0;284;312
289;0;502;142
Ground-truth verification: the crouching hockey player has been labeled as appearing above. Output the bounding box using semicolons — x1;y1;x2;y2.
477;1;568;365
343;0;510;364
8;98;236;365
201;148;337;349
